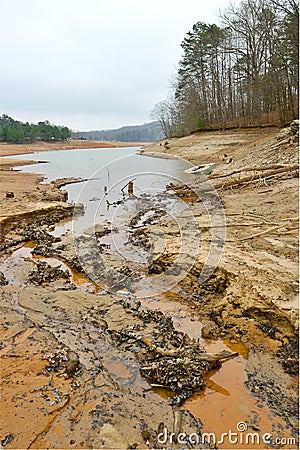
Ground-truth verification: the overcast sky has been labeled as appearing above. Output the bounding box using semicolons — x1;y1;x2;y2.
0;0;230;131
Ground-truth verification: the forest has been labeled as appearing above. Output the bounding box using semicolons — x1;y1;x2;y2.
72;121;164;142
152;0;299;137
0;115;71;143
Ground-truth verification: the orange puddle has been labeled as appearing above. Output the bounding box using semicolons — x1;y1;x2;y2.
184;350;297;449
11;242;96;289
2;246;298;448
144;291;297;449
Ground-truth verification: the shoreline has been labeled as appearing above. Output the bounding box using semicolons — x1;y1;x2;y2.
0;140;142;219
0;139;141;158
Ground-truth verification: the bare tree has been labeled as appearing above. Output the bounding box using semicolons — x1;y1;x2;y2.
153;0;299;135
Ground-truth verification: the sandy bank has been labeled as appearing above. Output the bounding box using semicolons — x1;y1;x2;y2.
0;139;140;158
142;127;299;329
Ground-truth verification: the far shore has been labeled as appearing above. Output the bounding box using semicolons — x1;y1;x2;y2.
0;139;143;195
0;139;142;159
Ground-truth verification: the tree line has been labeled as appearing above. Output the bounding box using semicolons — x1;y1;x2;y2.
0;115;71;143
152;0;299;136
72;121;164;142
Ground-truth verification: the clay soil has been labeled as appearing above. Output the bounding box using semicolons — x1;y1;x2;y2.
0;131;298;449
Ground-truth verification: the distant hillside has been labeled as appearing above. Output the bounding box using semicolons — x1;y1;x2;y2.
72;121;165;142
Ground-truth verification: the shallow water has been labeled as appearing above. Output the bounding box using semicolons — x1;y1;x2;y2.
7;147;190;233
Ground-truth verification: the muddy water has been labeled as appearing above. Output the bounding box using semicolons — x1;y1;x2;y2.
141;292;296;449
5;242;94;289
2;242;296;448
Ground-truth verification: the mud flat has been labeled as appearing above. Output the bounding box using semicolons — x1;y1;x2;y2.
0;128;299;449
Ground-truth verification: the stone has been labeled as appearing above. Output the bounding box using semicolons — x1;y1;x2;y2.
93;424;129;449
201;321;219;340
276;127;293;141
290;119;299;133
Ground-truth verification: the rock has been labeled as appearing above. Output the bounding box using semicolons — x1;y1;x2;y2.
276;127;293;141
0;271;8;286
201;321;219;340
94;424;129;449
64;351;80;378
5;191;14;198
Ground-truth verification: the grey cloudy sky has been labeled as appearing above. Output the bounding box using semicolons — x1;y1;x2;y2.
0;0;230;131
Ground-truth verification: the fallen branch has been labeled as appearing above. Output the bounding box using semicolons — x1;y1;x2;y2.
201;220;295;228
141;337;237;362
209;164;293;180
225;213;274;223
235;224;287;241
233;217;298;241
194;350;238;362
167;165;298;194
215;165;298;190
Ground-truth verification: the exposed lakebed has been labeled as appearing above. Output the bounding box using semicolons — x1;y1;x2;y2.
1;146;298;448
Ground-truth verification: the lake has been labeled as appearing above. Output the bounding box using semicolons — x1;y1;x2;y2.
8;146;191;234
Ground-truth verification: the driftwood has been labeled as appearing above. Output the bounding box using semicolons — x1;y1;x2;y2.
209;164;295;180
202;218;298;228
214;165;298;190
51;177;98;189
232;217;298;241
193;350;238;362
141;336;237;361
167;165;298;195
225;212;274;223
202;222;269;228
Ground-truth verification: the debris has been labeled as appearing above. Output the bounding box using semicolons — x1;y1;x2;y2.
110;309;238;406
184;163;216;175
1;434;15;446
44;348;80;378
28;260;70;285
0;271;8;286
